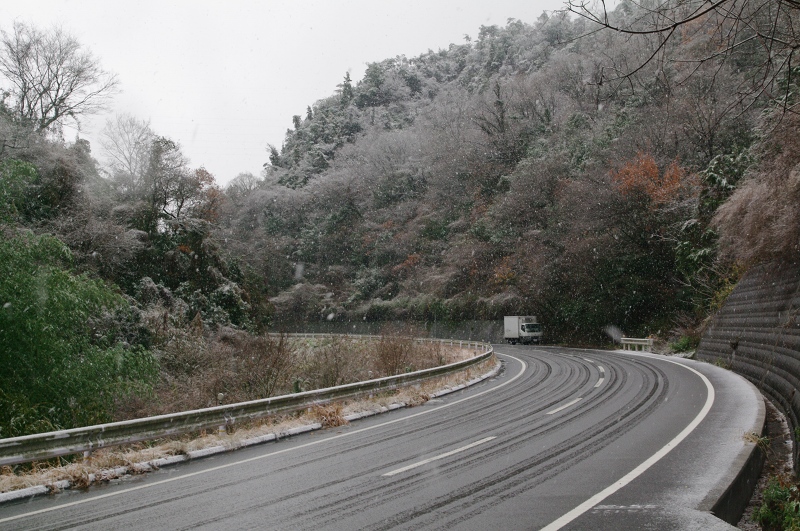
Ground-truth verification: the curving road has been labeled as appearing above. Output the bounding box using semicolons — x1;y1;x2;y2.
0;346;763;530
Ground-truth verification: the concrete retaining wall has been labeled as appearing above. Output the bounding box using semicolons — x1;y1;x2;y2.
696;261;800;470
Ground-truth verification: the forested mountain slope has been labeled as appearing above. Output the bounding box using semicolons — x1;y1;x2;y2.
223;10;769;341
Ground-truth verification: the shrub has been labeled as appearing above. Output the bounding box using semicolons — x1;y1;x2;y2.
137;330;298;416
300;336;355;389
754;476;800;531
236;333;296;398
0;231;158;437
372;326;442;375
0;159;37;222
669;335;699;353
373;334;412;375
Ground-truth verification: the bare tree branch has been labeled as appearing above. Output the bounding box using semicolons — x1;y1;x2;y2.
567;0;800;111
567;0;732;36
0;22;119;133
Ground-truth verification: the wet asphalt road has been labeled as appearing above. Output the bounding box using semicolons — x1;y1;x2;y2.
0;345;762;530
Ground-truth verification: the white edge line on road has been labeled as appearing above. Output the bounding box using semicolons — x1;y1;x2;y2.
546;397;582;415
382;436;496;477
0;354;528;525
541;356;716;531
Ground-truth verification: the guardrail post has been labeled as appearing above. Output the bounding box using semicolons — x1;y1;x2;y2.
217;393;226;436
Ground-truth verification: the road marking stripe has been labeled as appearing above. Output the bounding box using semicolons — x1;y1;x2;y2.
382;436;496;477
0;355;527;525
546;397;582;415
583;359;605;387
541;355;715;531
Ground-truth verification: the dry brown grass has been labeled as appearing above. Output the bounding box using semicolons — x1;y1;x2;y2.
289;332;461;393
714;112;800;266
129;328;299;416
308;403;349;428
293;335;366;390
120;328;462;421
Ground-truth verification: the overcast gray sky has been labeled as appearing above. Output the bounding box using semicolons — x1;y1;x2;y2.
1;1;568;185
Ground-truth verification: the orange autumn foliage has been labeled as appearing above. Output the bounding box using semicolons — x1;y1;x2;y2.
611;152;688;205
493;256;517;286
392;253;421;275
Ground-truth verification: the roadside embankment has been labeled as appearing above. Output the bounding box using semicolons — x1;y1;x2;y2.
696;261;800;470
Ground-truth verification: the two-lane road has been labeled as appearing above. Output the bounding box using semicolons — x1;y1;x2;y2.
0;346;763;529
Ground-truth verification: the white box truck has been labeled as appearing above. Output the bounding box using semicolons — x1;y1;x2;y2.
504;316;543;344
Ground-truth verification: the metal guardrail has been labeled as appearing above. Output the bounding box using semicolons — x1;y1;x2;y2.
0;335;493;466
621;337;654;351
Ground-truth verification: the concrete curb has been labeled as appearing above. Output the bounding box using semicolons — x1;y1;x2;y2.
699;376;767;525
0;360;501;505
612;350;768;527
